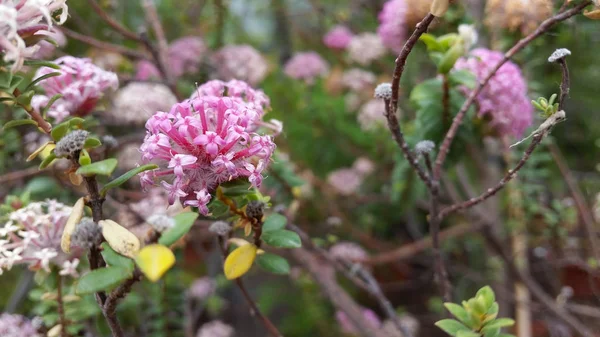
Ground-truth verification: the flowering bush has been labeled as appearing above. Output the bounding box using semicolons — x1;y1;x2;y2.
284;52;329;84
211;44;269;85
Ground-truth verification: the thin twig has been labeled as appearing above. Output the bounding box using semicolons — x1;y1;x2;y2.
57;274;69;337
141;0;171;84
87;0;141;41
0;166;43;184
557;58;570;111
433;1;592;179
104;270;143;316
61;27;148;60
442;74;450;125
13;89;52;134
429;182;452;302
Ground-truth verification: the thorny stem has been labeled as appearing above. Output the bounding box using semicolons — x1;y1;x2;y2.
57;274;69;337
433;1;592;179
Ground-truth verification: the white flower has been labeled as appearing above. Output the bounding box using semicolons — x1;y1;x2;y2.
0;222;19;236
548;48;572;63
59;259;79;277
1;247;24;270
18;230;40;247
458;24;478;51
415;140;436;155
33;248;58;272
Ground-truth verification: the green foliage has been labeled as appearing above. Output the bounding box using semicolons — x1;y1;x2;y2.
101;243;135;272
75;158;118;176
262;229;302;248
436;286;515;337
76;267;132;295
262;213;287;232
158;212;199;246
256;253;291;275
532;94;560;118
100;164;158;196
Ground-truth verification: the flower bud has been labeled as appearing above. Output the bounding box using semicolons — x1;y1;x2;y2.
245;200;265;221
430;0;450;17
374;83;392;100
54;130;89;158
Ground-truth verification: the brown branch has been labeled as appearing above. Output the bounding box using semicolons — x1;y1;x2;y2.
557;58;570;111
87;0;141;41
437;133;544;219
13;89;52;134
433;1;591;179
141;0;172;84
61;27;148;60
56;274;69;337
429;183;452;302
104;270;142;316
0;166;43;184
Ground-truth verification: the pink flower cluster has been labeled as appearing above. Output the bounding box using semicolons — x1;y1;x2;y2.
32;56;119;122
377;0;408;53
0;313;41;337
191;79;271;117
0;0;68;71
327;157;376;196
284;52;329;84
135;36;207;80
347;33;387;66
212;45;269;85
32;28;66;59
0;200;79;275
453;48;533;137
139;80;276;215
323;25;354;50
342;68;376;92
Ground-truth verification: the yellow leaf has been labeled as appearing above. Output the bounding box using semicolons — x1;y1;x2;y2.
47;324;62;337
224;243;257;280
69;172;83;186
100;219;141;258
584;8;600;19
228;238;251;247
27;141;54;161
61;197;85;253
135;244;176;282
244;223;252;236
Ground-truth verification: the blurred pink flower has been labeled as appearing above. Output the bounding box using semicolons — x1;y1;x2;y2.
196;320;234;337
188;277;216;300
191;79;271;117
453;48;533;137
0;313;41;337
0;0;68;71
284;52;329;84
31;28;66;59
342;68;376;92
336;308;381;334
327;169;363;196
139;81;276;215
168;36;207;78
358;99;387;131
323;25;354;50
212;44;269;85
353;157;375;176
347;33;387;66
135;60;161;80
0;200;79;274
108;82;178;125
377;0;408;53
31;56;119;122
329;241;369;261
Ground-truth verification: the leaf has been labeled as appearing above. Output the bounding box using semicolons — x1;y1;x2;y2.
420;33;443;52
158;212;199;246
84;137;102;149
27;141;54;161
16;89;35;106
224;243;258;280
68;117;85;127
100;164;158;196
256;253;290;275
456;331;481;337
444;303;472;326
482;327;500;337
0;70;13;88
438;43;465;74
25;72;61;91
42;94;63;118
61;197;85;253
262;229;301;248
78;149;91;166
449;70;477;89
76;158;118;176
476;286;496;309
435;319;471;337
135;244;176;282
262;213;287;232
3;119;37;130
39;152;56;169
8;75;24;92
482;318;515;330
50;121;70;141
75;266;131;295
101;242;134;272
100;219;141;258
23;59;60;69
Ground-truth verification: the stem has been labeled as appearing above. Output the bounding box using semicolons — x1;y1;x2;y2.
141;0;171;84
433;1;591;179
60;27;148;60
557;58;570;111
429;182;452;302
87;0;141;41
13;89;52;134
57;274;69;337
442;74;450;125
214;0;226;48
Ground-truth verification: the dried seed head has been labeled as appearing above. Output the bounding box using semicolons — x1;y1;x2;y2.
374;83;392;100
71;218;102;249
548;48;571;63
415;140;436;155
54;130;89;158
146;214;175;233
209;221;231;236
101;135;118;149
245;200;265;221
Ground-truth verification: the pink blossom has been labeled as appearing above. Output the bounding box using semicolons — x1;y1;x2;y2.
284;52;329;84
0;313;41;337
377;0;408;53
323;25;354;50
347;33;387;66
358;99;387;131
187;277;216;300
336;308;381;334
168;36;207;78
353;157;375;176
327;169;363;196
135;60;161;80
108;82;178;125
453;48;533;137
212;44;269;85
329;241;369;261
342;68;376;92
191;79;271;117
139;81;277;215
31;56;119;122
31;28;66;59
0;0;68;71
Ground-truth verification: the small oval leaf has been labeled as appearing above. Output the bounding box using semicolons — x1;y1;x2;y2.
158;212;199;246
61;197;85;253
256;253;290;275
262;214;287;232
101;242;134;272
39;152;56;169
262;229;301;248
224;243;257;280
76;158;118;176
78;149;91;166
435;319;471;337
100;219;141;258
51;121;70;141
76;266;131;295
135;244;176;282
84;137;102;149
100;164;158;196
3;119;37;130
26;141;53;161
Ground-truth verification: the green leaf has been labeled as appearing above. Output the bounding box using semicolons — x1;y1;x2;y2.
8;75;24;92
476;286;496;309
444;303;472;326
256;253;290;274
0;96;15;103
262;213;287;232
39;152;56;169
158;212;199;246
16;89;35;106
0;70;13;88
100;164;158;196
25;72;61;91
262;229;301;248
75;266;131;295
435;319;471;337
76;158;118;176
482;318;515;330
3;119;37;130
23;60;60;69
42;94;63;118
68;117;85;127
51;121;70;141
78;149;91;166
456;331;480;337
438;43;465;74
101;242;134;272
220;182;254;197
483;327;500;337
84;137;102;149
449;70;477;89
420;33;443;51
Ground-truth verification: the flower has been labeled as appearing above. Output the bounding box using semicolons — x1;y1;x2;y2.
336;308;381;334
342;68;376;92
284;52;329;84
31;56;119;122
0;0;68;71
548;48;571;63
135;36;206;80
211;44;269;85
353;157;375;176
453;48;533;137
458;24;478;52
485;0;553;34
374;83;392;100
0;313;41;337
0;200;79;274
347;33;387;66
31;28;66;59
146;214;175;233
329;241;369;261
187;277;216;300
108;82;178;125
191;79;271;116
59;258;79;277
196;320;234;337
327;169;363;196
377;0;408;53
358;99;387;131
134;60;161;80
139;82;277;215
323;25;354;49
